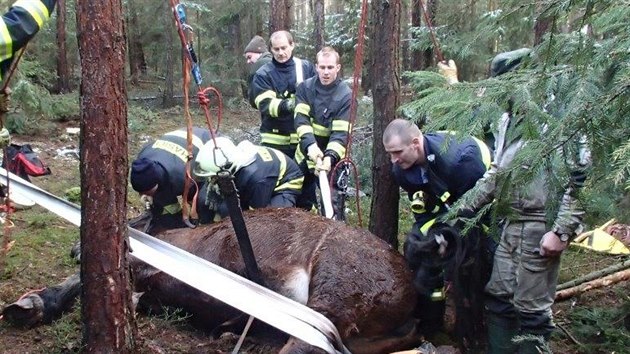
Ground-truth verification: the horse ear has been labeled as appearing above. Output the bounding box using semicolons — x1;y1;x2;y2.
427;223;460;259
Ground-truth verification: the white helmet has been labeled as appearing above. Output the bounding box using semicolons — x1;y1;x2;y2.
194;137;238;177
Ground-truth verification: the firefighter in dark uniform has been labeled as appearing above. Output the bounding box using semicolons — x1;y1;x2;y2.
249;30;316;158
194;136;303;216
0;0;57;148
382;118;491;336
129;127;212;232
294;46;352;220
243;35;272;102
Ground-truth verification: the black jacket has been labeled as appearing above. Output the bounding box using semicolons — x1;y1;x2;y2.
246;52;272;106
249;56;316;148
233;146;303;209
294;77;353;167
136;127;212;214
1;0;56;79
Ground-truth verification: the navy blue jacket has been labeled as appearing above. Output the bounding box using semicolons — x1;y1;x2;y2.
393;132;490;232
136;127;212;215
249;56;316;151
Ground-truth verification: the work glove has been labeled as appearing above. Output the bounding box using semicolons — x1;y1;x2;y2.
315;156;332;174
280;97;296;114
140;195;153;211
306;144;324;163
0;127;11;149
437;59;459;84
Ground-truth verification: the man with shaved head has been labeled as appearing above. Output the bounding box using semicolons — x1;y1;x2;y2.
383;118;491;337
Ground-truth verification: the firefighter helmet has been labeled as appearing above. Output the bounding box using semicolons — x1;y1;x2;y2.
194;137;238;177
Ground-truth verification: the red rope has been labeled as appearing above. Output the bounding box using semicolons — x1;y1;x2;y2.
168;0;224;226
168;0;223;136
0;46;29;247
330;0;371;228
419;0;444;62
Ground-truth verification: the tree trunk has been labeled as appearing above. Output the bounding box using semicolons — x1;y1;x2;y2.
555;268;630;301
55;0;70;93
557;258;630;291
534;1;553;46
421;0;437;69
228;13;242;71
269;0;293;33
162;5;176;108
312;0;325;52
126;0;147;86
76;1;135;352
369;0;401;248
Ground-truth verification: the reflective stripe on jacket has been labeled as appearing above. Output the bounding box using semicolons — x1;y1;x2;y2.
250;56;316;148
393;132;491;229
294;76;353;169
137;127;212;215
233;146;303;209
1;0;56;79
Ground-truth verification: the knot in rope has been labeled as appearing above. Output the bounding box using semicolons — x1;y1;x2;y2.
197;90;210;107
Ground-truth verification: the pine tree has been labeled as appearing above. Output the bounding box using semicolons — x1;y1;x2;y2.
404;0;630;224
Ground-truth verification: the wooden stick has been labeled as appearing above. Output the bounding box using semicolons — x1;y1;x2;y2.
556;322;582;346
557;258;630;291
555;268;630;301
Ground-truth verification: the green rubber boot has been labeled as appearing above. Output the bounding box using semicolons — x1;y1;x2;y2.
486;312;519;354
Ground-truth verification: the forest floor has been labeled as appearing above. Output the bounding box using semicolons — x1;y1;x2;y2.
0;99;628;353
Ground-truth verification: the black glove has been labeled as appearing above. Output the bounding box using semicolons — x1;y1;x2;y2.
403;230;439;268
279;97;295;114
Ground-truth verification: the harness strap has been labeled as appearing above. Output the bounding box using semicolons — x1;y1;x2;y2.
0;168;349;353
294;57;304;85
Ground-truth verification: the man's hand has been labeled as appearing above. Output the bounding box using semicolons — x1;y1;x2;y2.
306;144;323;163
0;127;11;148
140;195;153;211
315;156;332;174
539;231;568;257
438;59;459;84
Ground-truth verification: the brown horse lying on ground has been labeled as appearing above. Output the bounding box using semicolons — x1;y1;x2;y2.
1;208;422;354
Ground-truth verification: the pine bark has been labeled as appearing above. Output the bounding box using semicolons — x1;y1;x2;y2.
76;0;135;351
312;0;325;52
55;0;69;93
557;258;630;291
126;1;147;86
534;1;552;46
162;4;176;108
410;0;421;71
369;0;402;248
269;0;293;33
421;0;437;68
